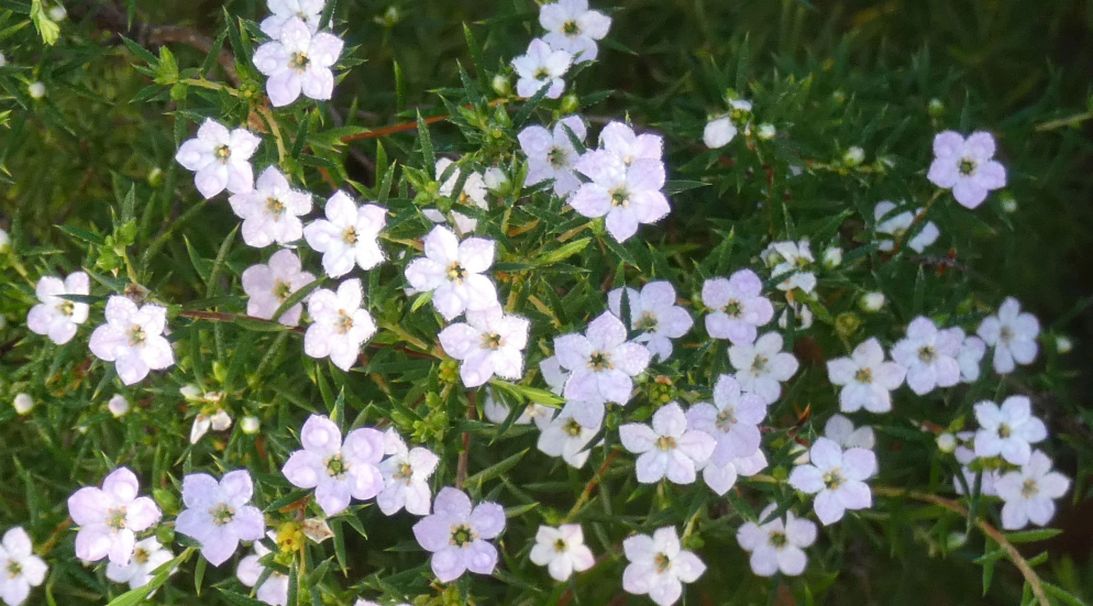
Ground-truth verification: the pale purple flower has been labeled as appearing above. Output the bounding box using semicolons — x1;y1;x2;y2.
539;0;611;63
973;396;1047;465
260;0;323;37
994;450;1070;530
728;332;799;404
67;467;161;565
253;18;343;106
89;296;174;385
619;402;716;484
736;504;816;577
873;200;940;253
518;115;587;197
27;271;89;344
699;449;767;496
685;374;766;463
228;167;312;248
788;437;877;525
377;431;439;517
304;279;376;371
958;335;987;383
0;527;47;606
404;225;499;321
977;297;1039;375
571;149;670;243
282;414;385;516
537;400;603;468
529;524;594;582
823;414;875;450
105;537;173;591
303;192;387;278
438;306;530;387
597;121;663;167
236;537;288;606
927;130;1006;209
701;270;774;344
175;470;265;566
607;281;693;361
890;317;963;395
241;249;316;327
826;337;906;413
175;118;260;198
412;487;506;582
553;311;651;405
512;38;572;99
622;526;705;606
762;240;816;293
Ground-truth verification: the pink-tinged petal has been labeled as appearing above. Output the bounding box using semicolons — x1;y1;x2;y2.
413;515;453;552
309;33;344;68
220;470;254;505
200;532;240;567
673;550;706;583
826;357;857;385
932;131;965;158
648;577;683;606
315;479;352;515
231;506;266;541
126;497;161;531
252;41;288;76
905;363;937;395
605;207;640;242
431;546;467;582
433;487;472;519
809;438;843;470
975;160;1006;190
651;403;687;437
470;502;506;539
586;311;627;349
300;415;342;456
67;487;109;526
776;546;807;576
613;342;651;376
404;258;446;291
568;184;611;218
842;448;877;480
965;131;996;160
107;529;136;566
788;465;824;494
301;66;334;100
665;451;698;484
282;450;323;489
595;368;633;404
619;423;657;454
175;139;213;172
74;526;112;562
343;427;385;465
267;70;302;107
465;539;499;575
553;334;591;370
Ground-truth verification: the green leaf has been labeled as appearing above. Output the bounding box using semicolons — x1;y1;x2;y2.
416;110;435;169
489;380;564;407
536;237;591;266
30;0;61;45
464;448;529;488
1003;528;1062;544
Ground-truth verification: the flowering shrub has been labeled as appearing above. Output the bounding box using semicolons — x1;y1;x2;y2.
0;1;1090;605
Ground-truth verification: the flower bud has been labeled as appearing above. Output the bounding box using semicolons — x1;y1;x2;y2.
936;432;957;453
0;228;9;252
147;167;164;187
48;5;67;21
241;415;261;434
491;73;511;97
377;5;400;27
1055;335;1073;354
757;123;776;140
835;312;862;339
842;146;865;167
12;393;33;415
107;394;130;418
559;93;580;114
859;291;886;312
999;193;1018;213
821;246;843;269
28;81;46;99
0;52;7;68
702;116;735;149
927;98;945;117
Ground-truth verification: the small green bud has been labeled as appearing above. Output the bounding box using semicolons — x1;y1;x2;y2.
842;146;865;167
147;167;164;187
491;73;511;97
153;488;179;515
835;311;862;339
559;93;580;114
927;98;945;117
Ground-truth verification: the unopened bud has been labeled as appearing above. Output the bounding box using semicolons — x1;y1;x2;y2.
822;246;843;269
843;146;865;167
108;394;130;418
241;415;261;434
28;82;46;99
859;291;886;313
12;393;34;415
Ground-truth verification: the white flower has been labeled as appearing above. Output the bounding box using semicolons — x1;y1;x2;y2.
189;409;232;444
425;158;488;235
736;504;817;577
763;239;816;293
175;118;260;198
304;279;376;371
377;431;439;517
685;375;766;463
823;414;875;450
953;431;1000;497
404;225;499;321
958;335;987;383
242;249;316;327
228;167;312;248
67;467;161;565
0;527;47;606
874;201;939;253
890;317;963;395
260;0;323;37
571;149;669;243
529;524;595;582
11;393;33;416
826;337;906;413
927;130;1006;209
26;271;89;344
106;537;173;590
728;332;799;404
539;0;611;63
439;306;530;387
622;526;705;606
699;449;767;496
977;297;1039;374
253;18;343;106
282;414;385;516
597;121;663;166
540;355;570;395
607;281;693;361
303;191;387;278
512;38;572;99
703;116;736;149
518;115;587;197
483;392;553;429
789;437;877;525
553;311;651;405
175;470;266;566
411;487;506;582
994;450;1070;530
701;270;774;344
537;400;603;468
973;396;1047;465
89;296;174;385
620;402;716;484
107;394;130;418
236;537;288;606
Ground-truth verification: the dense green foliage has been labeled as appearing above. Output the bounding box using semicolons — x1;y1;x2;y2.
0;0;1090;605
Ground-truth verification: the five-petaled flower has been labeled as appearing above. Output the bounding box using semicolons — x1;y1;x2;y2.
621;526;706;606
105;537;174;591
536;400;603;468
175;470;265;566
89;296;175;385
553;311;652;405
529;524;595;582
620;402;716;484
607;281;693;361
67;467;161;566
0;527;47;606
304;192;387;278
686;374;766;464
253;17;344;106
736;504;817;577
228;166;313;248
175;118;260;199
728;332;799;405
994;450;1070;530
826;337;907;413
512;38;572;99
282;414;386;516
260;0;323;37
977;297;1039;375
438;306;530;387
973;395;1047;466
304;279;377;371
404;225;499;321
927;130;1006;209
538;0;612;63
788;437;877;525
242;249;316;327
701;270;774;345
377;430;439;517
890;316;963;395
27;271;89;345
519;115;587;197
412;487;506;583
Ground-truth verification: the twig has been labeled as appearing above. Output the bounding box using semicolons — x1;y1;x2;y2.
563;449;620;521
455;390;478;490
